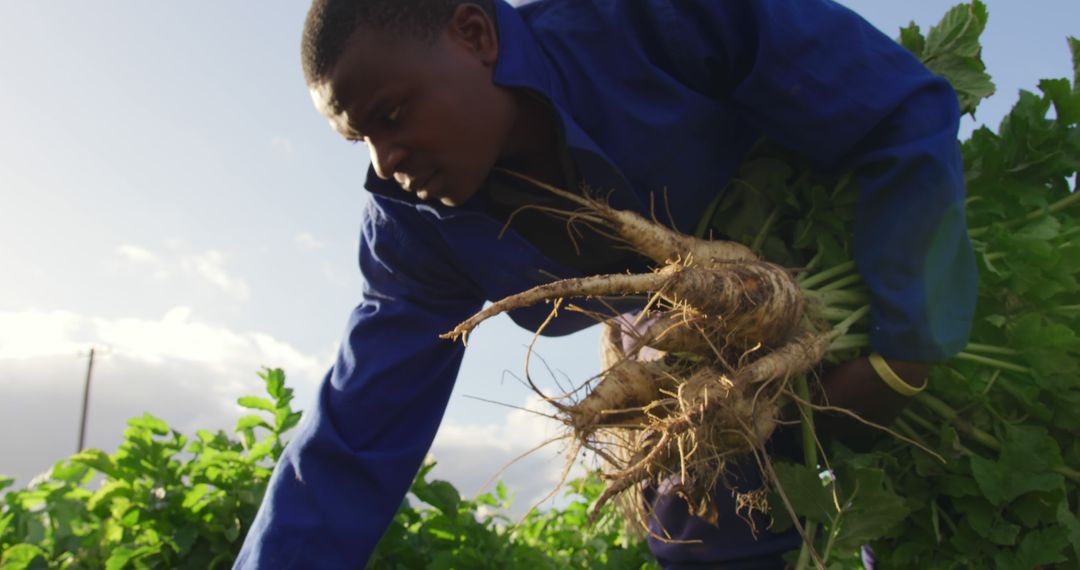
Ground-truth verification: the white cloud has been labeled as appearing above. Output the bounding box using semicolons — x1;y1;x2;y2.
0;309;89;359
294;232;328;249
115;244;251;300
0;307;329;488
181;249;251;301
115;244;170;280
0;307;325;378
430;396;589;516
115;244;159;265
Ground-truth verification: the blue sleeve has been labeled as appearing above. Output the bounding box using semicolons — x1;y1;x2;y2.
654;0;977;361
234;198;484;568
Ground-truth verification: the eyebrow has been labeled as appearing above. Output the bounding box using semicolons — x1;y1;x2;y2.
348;89;393;141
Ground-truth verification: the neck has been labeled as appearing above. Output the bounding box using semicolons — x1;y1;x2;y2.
498;90;560;180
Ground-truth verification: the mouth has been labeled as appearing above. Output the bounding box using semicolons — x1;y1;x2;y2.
398;171;431;191
413;172;441;201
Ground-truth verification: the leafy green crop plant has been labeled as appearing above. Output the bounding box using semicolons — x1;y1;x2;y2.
1;369;655;569
0;369;299;570
699;5;1080;567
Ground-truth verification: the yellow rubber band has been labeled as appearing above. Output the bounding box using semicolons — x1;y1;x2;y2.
868;352;927;397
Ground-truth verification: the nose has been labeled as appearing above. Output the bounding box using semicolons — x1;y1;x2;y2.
367;138;407;180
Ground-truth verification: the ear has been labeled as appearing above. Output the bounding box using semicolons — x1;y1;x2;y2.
446;3;499;67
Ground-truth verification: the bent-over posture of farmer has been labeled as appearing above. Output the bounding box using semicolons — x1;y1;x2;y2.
235;0;976;567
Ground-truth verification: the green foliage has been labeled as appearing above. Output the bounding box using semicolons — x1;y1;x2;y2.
1;369;655;569
899;0;995;116
704;3;1080;567
0;368;295;569
369;465;656;570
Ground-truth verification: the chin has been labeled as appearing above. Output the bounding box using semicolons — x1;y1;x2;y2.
438;179;483;207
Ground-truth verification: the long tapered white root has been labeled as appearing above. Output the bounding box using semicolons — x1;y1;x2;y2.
443;262;803;348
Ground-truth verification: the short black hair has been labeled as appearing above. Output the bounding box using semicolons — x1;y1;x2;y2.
301;0;497;86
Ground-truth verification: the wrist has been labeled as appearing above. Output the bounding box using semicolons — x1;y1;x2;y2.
868;353;929;397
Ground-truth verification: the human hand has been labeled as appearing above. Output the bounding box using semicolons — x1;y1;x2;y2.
814;356;929;449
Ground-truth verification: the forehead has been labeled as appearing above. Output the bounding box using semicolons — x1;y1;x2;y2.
321;31;435;109
309;30;444;139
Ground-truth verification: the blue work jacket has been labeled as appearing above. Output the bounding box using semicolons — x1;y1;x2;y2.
235;0;976;567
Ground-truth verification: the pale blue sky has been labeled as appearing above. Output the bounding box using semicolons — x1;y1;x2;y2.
1;1;1077;502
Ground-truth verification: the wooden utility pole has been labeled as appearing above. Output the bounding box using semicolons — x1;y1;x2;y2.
77;347;95;453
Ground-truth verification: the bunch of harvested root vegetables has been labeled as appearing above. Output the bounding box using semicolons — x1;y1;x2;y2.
440;170;872;541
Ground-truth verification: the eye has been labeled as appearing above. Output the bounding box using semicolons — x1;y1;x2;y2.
384;105;402;124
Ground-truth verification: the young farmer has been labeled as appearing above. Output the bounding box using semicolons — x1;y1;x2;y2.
235;0;976;567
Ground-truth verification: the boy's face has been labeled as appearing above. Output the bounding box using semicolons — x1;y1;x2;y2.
309;7;516;207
